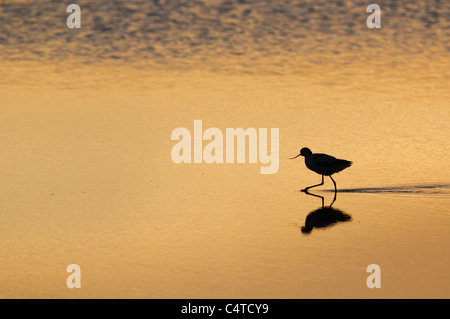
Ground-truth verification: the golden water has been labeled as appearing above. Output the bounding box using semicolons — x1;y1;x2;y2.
0;0;449;298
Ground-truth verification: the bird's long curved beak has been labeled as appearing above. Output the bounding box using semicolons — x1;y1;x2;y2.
289;153;301;159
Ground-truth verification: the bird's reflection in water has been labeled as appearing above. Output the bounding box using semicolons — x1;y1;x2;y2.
300;190;351;234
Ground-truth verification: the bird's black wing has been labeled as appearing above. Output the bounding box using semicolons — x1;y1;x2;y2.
313;153;338;166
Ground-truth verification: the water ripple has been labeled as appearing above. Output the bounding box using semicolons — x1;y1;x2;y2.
327;184;450;195
0;0;448;73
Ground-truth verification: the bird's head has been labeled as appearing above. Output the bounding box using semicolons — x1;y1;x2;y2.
290;147;312;159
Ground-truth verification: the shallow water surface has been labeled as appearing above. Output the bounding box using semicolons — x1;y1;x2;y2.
0;0;449;298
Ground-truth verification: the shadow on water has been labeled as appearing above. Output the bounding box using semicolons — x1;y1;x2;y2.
297;189;351;235
322;183;450;195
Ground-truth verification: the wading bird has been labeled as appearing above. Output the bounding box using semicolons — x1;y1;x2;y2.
290;147;352;192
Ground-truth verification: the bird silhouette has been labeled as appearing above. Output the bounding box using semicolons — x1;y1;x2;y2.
291;147;352;192
301;205;352;234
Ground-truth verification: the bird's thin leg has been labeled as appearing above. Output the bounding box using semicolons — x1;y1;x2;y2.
302;175;324;192
302;189;325;207
329;175;337;192
329;188;337;207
